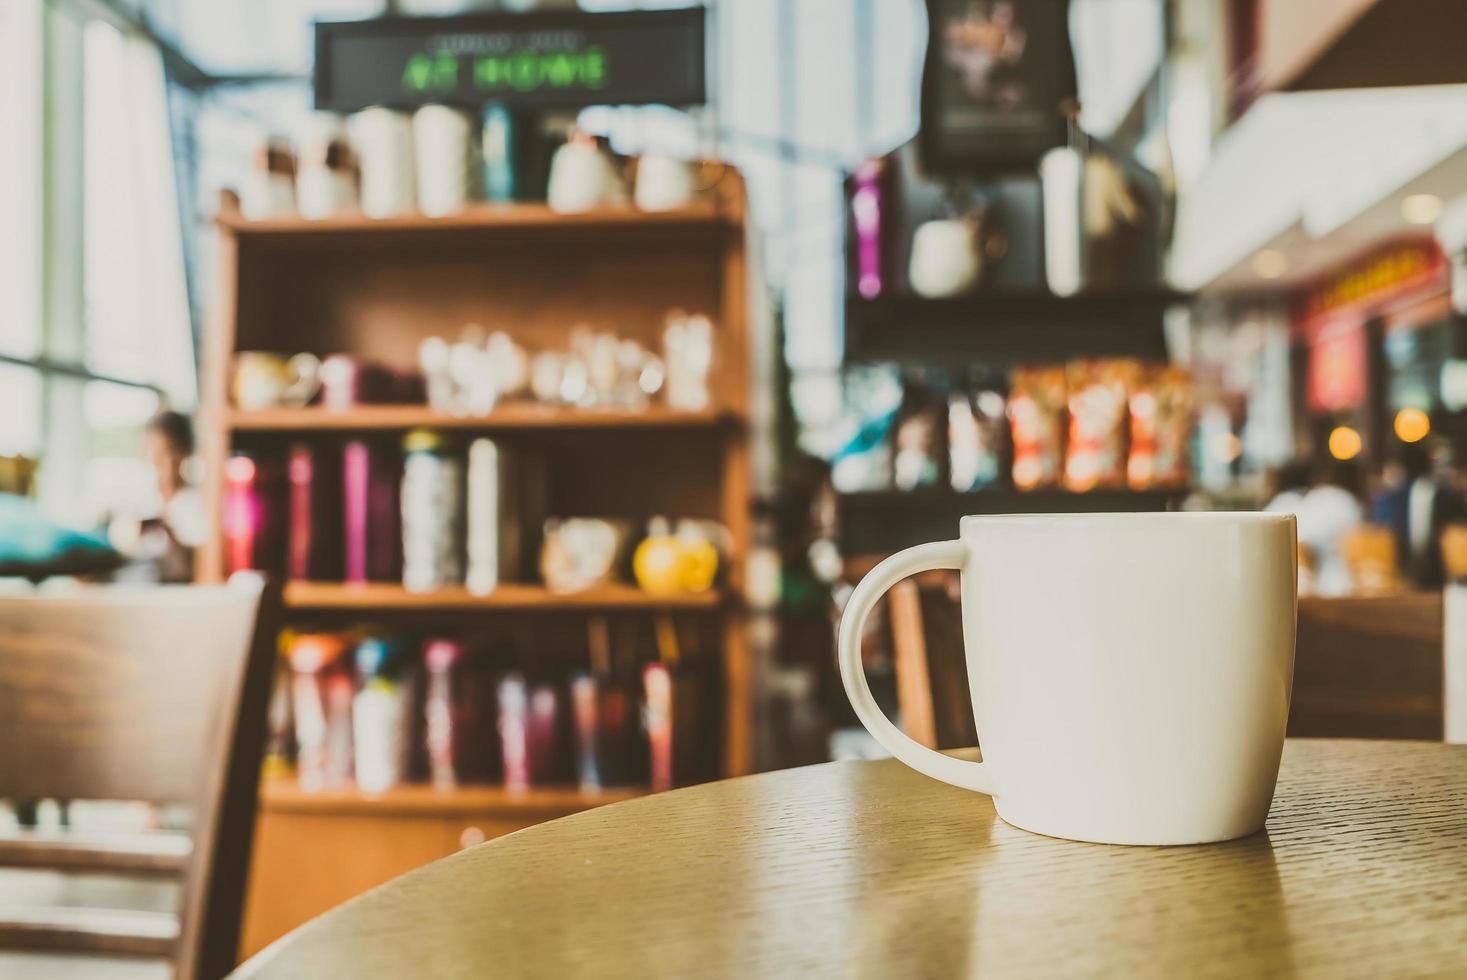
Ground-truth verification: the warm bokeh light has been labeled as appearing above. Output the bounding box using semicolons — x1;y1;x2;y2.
1394;407;1431;443
1328;425;1363;460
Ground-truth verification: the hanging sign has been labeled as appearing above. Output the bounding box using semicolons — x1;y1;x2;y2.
919;0;1078;174
1300;238;1445;324
1305;315;1368;413
314;8;706;113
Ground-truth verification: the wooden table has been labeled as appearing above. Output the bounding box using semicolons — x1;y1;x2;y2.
233;740;1467;978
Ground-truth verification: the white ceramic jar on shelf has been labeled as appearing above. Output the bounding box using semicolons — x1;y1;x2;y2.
240;135;297;221
295;112;357;220
413;104;476;217
547;131;625;213
351;107;416;218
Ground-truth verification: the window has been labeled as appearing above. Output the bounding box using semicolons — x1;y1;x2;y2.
0;0;194;524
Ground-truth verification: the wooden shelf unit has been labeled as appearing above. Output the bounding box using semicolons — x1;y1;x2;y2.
259;778;647;817
243;777;647;959
217;201;736;238
282;581;725;611
202;176;755;957
202;172;753;770
228;404;737;432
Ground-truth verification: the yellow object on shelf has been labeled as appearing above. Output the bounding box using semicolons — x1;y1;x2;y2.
633;517;720;594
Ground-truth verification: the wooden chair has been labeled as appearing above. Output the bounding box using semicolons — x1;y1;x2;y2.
0;576;281;979
887;571;976;751
1291;593;1444;739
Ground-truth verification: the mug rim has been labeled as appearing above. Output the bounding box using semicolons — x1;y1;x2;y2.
960;510;1295;528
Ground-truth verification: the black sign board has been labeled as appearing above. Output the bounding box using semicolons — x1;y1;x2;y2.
919;0;1076;174
314;8;706;113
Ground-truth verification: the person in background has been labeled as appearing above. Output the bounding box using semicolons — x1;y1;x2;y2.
1370;444;1428;585
111;410;206;582
1269;459;1362;597
1263;460;1312;516
1402;442;1467;588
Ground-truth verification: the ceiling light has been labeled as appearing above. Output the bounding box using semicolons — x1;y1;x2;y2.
1253;249;1288;280
1402;193;1444;225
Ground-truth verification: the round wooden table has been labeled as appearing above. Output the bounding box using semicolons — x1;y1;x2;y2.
233;740;1467;978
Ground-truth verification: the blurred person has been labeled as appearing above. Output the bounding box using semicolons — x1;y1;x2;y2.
110;410;206;582
1270;459;1362;597
1402;442;1466;588
1263;460;1312;516
1370;444;1429;585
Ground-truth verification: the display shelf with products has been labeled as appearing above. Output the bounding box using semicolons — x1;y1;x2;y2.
206;171;757;955
845;289;1187;365
201;173;754;777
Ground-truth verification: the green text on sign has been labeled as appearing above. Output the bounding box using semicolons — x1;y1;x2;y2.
401;48;609;96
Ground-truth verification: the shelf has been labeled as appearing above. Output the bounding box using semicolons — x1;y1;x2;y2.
837;487;1187;555
845;288;1188;365
259;777;648;818
227;404;737;434
282;581;726;612
217;202;737;247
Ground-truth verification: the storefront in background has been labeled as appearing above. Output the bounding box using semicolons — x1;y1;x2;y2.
1295;237;1460;470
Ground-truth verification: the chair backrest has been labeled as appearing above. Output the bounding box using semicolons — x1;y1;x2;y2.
0;576;281;979
887;570;976;751
1291;592;1443;740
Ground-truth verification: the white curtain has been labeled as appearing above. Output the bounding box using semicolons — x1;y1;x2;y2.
83;19;197;410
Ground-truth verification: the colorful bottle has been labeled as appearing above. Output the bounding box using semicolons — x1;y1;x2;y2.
481;104;518;202
288;632;354;790
570;674;601;791
401;430;463;593
352;636;409;794
498;673;530;791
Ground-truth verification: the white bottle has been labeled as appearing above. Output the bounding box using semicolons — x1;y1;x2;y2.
1041;146;1085;297
466;438;514;595
353;680;407;794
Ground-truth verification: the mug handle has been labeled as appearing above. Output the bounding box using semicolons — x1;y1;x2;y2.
837;540;995;795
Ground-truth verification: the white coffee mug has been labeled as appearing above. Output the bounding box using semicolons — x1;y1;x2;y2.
908;217;982;297
413;104;475;217
634;155;697;212
838;512;1297;846
547;138;623;214
352;107;416;219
